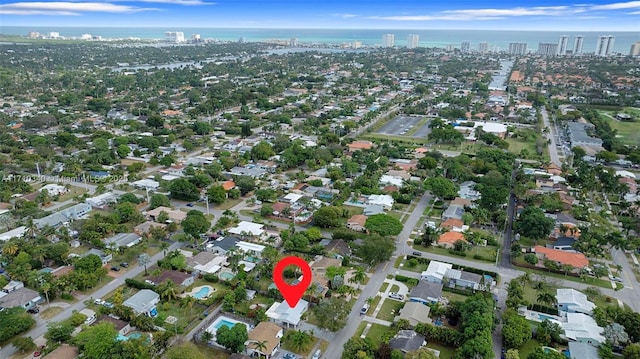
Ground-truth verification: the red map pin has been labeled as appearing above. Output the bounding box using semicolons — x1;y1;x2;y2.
273;256;312;308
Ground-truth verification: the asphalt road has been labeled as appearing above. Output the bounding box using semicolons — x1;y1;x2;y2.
541;108;561;166
323;192;432;359
376;115;422;136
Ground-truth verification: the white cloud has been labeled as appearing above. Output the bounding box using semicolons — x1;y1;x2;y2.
0;2;154;15
113;0;214;5
590;1;640;9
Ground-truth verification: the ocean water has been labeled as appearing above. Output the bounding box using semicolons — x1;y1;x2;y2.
1;27;638;53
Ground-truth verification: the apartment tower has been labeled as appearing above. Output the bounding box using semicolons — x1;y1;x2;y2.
382;34;395;48
597;35;615;56
478;42;489;54
508;42;527;55
407;34;419;49
573;35;584;55
630;42;640;56
558;35;569;55
538;42;558;56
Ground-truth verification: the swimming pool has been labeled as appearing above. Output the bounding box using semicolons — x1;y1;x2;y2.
193;286;210;299
538;314;557;321
205;316;249;337
219;272;235;280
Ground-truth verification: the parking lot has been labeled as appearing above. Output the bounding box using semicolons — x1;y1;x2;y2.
376;116;431;138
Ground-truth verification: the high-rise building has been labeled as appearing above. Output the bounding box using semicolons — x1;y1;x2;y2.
573;35;584;55
290;37;298;47
597;35;615;56
461;41;470;53
630;42;640;56
538;43;558;56
191;34;201;42
28;32;40;39
165;31;185;43
382;34;395;48
508;42;527;55
478;42;489;54
557;35;569;55
352;40;362;49
407;34;419;49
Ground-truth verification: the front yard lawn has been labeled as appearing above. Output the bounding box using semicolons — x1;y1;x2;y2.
376;299;404;322
365;323;396;347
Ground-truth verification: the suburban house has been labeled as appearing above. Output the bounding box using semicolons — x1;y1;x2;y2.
346;214;368;232
85;192;119;208
408;280;443;305
567;342;600;359
229;221;265;239
398;302;432;327
421;261;453;284
236;241;266;257
347;140;373;152
439;218;468;233
123;289;160;317
533;246;589;270
146;206;186;223
265;299;309;328
84;248;112;265
132;179;160;191
441;204;464;221
94;314;131;336
104;233;142;249
3;280;24;292
389;330;427;354
445;268;486;291
556;288;596;316
458;181;481;201
437;231;466;249
550;237;577;251
205;235;240;255
148;270;195;288
310;256;342;288
367;194;394;210
560;313;605;346
0;287;42;310
134;221;167;236
187;251;226;274
34;203;92;229
246;322;283;358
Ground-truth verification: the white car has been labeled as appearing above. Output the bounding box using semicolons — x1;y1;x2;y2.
94;299;104;305
388;292;404;300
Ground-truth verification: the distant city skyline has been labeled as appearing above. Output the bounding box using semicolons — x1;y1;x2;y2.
1;0;640;30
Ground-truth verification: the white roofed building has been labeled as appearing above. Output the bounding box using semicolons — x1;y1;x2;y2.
132;179;160;191
266;299;309;328
420;261;453;284
229;221;265;237
556;288;596;316
367;194;394;210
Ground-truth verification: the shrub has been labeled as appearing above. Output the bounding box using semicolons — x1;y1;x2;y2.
125;278;156;290
203;273;219;283
61;293;73;300
69;312;87;327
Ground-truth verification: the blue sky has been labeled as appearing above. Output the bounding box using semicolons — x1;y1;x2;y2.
1;0;639;30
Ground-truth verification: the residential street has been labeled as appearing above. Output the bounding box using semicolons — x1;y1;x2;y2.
541;107;561;166
0;241;182;359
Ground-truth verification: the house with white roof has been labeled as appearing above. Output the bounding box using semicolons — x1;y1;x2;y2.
283;193;303;204
367;194;394;210
265;299;309;328
561;313;604;346
132;179;160;191
556;288;596;316
236;241;266;256
123;289;160;317
421;261;453;284
34;203;92;229
379;175;404;188
0;226;27;242
86;192;120;208
40;184;67;196
229;221;265;238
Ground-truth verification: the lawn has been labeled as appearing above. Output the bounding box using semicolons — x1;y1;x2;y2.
599;111;640;146
394;257;404;268
376;299;404;322
366;295;382;316
389;284;400;293
379;282;389;293
365;323;396;347
402;261;429;274
57;186;88;202
282;333;319;357
194;343;230;358
40;306;63;320
214;198;243;210
426;342;456;359
518;338;542;358
442;291;469;304
513;258;613;289
353;322;368;338
414;244;498;264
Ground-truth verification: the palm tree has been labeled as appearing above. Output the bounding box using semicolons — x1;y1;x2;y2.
158;280;178;301
248;340;268;358
2;241;19;256
138;253;151;275
41;282;51;306
518;273;532;289
349;268;367;288
160;241;169;256
532;280;547;294
182;295;196;315
25;219;38;238
536;292;557;308
286;330;312;353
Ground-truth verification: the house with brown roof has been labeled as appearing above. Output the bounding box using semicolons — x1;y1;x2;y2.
347;214;368;232
439;218;467;233
222;180;236;191
450;197;472;208
437;232;466;249
134;221;167;236
310;256;342;288
348;140;374;152
148;270;194;287
246;322;283;358
534;246;589;270
94;315;131;336
146;206;187;223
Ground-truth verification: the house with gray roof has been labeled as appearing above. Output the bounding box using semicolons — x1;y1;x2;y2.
398;302;432;327
84;248;112;265
408;280;443;305
0;287;42;310
445;268;486;291
123;289;159;317
567;342;599;359
566;122;603;148
104;233;142;249
389;330;426;353
442;204;464;221
35;203;92;229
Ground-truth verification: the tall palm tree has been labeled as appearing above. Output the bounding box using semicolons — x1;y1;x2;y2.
25;219;38;239
248;340;268;358
536;292;557;308
41;282;51;306
182;295;196;315
158;280;178;301
160;241;170;256
349;268;367;288
2;241;19;256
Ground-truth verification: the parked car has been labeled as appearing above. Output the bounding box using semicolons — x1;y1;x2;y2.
111;266;120;272
120;262;129;268
609;275;623;282
27;307;39;314
360;303;369;315
94;299;105;305
312;349;322;359
103;302;114;308
388;292;404;300
283;353;297;359
412;251;422;256
186;203;194;207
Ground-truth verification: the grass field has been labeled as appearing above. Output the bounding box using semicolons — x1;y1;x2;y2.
376;299;404;322
599;110;640;146
365;324;396;347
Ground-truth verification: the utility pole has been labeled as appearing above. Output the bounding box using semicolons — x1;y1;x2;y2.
205;195;210;215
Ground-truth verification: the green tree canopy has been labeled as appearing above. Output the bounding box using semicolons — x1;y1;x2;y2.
365;214;403;236
514;207;555;241
216;323;248;353
182;210;210;238
424;176;459;199
75;322;118;359
313;206;343;228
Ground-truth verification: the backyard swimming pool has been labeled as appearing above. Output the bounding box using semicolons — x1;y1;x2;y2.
205;316;250;337
193;286;210;299
183;285;215;300
219;272;235;280
538;313;557;321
